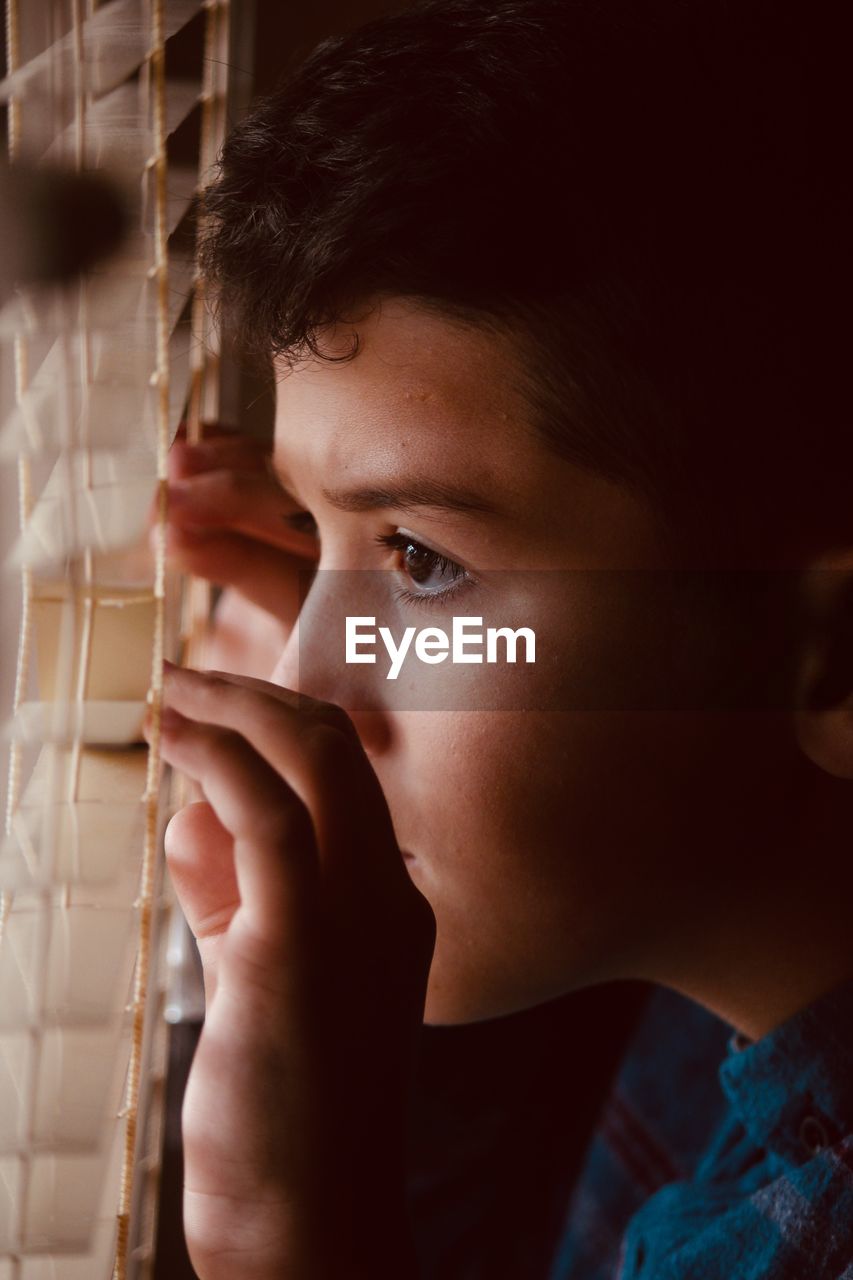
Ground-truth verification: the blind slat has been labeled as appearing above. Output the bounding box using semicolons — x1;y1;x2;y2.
6;701;148;749
0;0;203;104
44;77;201;169
10;449;158;570
0;321;193;457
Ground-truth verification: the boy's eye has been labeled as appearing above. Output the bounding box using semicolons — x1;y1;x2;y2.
375;530;470;603
284;509;319;537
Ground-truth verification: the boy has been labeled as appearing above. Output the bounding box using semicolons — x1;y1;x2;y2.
153;1;853;1276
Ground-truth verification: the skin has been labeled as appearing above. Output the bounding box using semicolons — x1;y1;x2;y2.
157;296;853;1278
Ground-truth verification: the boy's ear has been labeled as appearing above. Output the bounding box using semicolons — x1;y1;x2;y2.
794;557;853;780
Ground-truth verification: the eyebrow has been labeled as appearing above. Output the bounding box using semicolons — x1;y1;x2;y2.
318;477;502;518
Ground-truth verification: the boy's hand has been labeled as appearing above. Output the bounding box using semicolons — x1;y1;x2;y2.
155;664;434;1279
161;425;319;625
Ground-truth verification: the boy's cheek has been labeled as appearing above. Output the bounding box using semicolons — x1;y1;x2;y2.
377;710;582;1023
381;705;725;1024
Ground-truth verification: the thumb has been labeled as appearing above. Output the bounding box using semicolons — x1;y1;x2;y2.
165;800;239;1000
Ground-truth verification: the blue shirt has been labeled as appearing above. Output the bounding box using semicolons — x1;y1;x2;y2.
550;978;853;1279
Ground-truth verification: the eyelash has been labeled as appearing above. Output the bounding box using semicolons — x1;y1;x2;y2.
374;531;472;608
284;510;319;537
283;511;472;608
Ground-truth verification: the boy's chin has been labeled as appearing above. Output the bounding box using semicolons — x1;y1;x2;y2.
421;964;558;1028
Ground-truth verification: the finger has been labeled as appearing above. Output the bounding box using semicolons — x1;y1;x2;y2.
165;800;239;1002
159;708;319;963
174;419;242;440
167;469;319;557
162;525;311;623
168;433;271;482
153;436;269;529
183;668;395;783
164;662;360;787
161;665;401;878
165;800;240;940
182;667;326;708
164;661;359;735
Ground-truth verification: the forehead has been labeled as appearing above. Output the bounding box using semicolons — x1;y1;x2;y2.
272;296;670;567
272;298;535;486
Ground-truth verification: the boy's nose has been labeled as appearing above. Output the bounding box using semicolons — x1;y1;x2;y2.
269;618;300;690
269;591;394;759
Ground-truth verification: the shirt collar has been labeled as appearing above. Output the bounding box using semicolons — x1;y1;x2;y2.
717;976;853;1165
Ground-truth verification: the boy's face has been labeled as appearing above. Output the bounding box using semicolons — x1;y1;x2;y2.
270;297;798;1025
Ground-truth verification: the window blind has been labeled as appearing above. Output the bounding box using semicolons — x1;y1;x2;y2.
0;2;248;1276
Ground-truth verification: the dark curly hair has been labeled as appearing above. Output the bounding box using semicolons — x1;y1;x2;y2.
201;0;850;562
